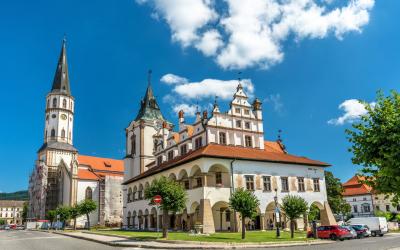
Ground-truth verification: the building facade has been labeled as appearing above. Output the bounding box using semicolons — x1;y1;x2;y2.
0;200;24;225
123;81;336;233
28;40;124;227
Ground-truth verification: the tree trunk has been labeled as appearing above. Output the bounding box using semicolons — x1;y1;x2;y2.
162;209;168;238
74;218;77;230
86;214;90;230
290;220;294;238
241;216;246;239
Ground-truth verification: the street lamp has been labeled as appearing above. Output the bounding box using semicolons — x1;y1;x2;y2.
274;188;280;237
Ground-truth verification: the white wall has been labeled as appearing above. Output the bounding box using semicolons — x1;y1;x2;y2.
76;180;99;227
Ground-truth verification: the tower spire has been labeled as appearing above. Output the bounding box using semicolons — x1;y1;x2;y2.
51;38;71;95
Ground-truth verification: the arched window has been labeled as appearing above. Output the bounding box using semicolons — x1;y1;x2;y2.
52;98;57;108
85;187;93;200
51;129;56;138
61;129;66;139
131;134;136;156
128;188;132;203
62;99;67;108
47;99;50;109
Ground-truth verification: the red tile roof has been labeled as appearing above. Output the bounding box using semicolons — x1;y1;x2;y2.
77;155;124;180
77;168;99;180
342;175;373;196
123;141;330;185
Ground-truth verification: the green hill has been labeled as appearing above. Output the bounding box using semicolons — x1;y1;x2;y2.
0;190;29;201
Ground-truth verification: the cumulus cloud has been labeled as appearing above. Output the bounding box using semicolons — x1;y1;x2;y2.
160;73;255;117
137;0;374;69
160;73;188;85
328;99;374;125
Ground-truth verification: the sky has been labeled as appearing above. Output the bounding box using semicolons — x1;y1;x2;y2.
0;0;399;192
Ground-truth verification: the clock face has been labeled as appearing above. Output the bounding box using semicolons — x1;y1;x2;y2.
61;114;67;120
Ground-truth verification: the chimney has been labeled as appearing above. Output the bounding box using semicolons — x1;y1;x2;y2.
178;110;185;123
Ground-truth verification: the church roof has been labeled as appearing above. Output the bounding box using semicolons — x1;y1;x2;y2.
77;155;124;180
123;141;330;185
51;39;71;96
37;141;77;153
134;82;165;122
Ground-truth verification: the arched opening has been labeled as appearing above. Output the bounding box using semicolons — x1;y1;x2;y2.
190;166;203;189
85;187;93;200
127;211;131;228
127;187;132;203
212;201;232;231
188;202;200;230
207;164;231;188
61;129;66;139
52;98;57;108
132;186;137;201
168;173;177;181
244;207;262;231
265;202;278;230
144;209;149;229
62;99;67;108
132;211;137;229
150;207;157;229
138;210;143;230
130;134;136;156
138;184;144;200
51;129;56;139
178;169;189;190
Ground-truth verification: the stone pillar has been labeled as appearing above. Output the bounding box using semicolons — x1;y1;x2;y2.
230;211;241;232
320;202;337;226
200;199;215;234
303;212;308;231
260;213;266;231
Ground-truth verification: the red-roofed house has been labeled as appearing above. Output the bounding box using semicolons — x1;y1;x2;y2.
342;175;374;217
122;81;336;233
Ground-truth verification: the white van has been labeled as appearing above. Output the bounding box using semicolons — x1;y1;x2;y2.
347;217;388;237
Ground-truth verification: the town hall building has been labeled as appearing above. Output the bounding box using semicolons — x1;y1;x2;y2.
28;40;124;227
122;78;336;233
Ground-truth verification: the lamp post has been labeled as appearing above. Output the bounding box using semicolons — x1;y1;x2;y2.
274;188;280;238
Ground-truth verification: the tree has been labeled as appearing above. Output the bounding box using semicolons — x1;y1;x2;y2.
56;206;71;229
346;91;400;204
69;205;81;230
46;210;57;224
78;199;97;230
0;219;5;225
22;202;28;223
144;176;187;238
325;171;351;216
281;195;308;238
308;204;320;222
229;188;260;239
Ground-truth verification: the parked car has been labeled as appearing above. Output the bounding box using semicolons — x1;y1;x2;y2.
4;225;10;230
342;226;357;239
347;217;388;237
350;224;371;238
307;225;354;241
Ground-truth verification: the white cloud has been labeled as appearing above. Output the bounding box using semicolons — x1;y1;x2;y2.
328;99;373;125
172;103;198;117
137;0;375;69
160;73;188;85
264;94;283;113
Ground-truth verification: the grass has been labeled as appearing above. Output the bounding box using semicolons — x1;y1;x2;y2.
89;229;310;243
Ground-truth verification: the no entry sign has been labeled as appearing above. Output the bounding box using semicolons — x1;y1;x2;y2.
153;195;162;205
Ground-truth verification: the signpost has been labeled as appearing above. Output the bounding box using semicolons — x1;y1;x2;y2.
153;195;162;237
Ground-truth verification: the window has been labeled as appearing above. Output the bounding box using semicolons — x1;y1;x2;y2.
219;132;227;145
244;109;250;115
51;129;56;138
195;137;202;149
313;178;320;192
128;188;132;203
225;209;231;222
353;205;358;213
196;177;202;188
61;129;66;139
353;198;357;202
168;151;174;161
245;175;254;191
85;187;93;200
184;180;190;190
236;120;242;128
281;177;289;192
363;197;367;201
263;176;271;191
62;99;67;108
180;144;187;155
157;156;163;166
386;205;390;212
362;204;370;213
52;98;57;108
235;108;240;113
245;122;250;129
298;177;305;192
131;134;136;155
216;172;222;185
245;136;252;147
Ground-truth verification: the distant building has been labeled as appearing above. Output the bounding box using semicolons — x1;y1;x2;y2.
122;80;336;233
28;39;124;227
0;200;24;225
342;175;400;217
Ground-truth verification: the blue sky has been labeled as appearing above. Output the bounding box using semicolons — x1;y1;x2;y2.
0;0;399;192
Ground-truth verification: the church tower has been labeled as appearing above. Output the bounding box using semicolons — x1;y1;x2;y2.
124;72;168;181
32;39;78;218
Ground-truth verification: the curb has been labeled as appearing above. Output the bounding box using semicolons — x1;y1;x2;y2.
53;231;334;249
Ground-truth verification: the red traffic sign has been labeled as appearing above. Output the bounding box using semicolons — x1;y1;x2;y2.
153;195;162;205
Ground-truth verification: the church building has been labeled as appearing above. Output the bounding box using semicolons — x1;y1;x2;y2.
123;78;336;233
28;40;124;227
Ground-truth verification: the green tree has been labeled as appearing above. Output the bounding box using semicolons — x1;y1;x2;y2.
375;210;393;221
281;195;308;238
69;205;81;230
56;206;71;229
22;202;28;223
325;171;351;216
144;176;187;238
78;199;97;230
308;204;320;222
346;91;400;204
229;188;260;239
46;210;57;224
0;219;5;225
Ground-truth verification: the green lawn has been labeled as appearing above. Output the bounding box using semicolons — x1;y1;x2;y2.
89;230;310;243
